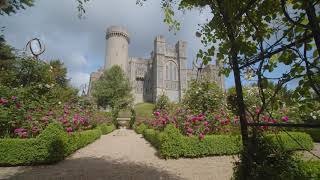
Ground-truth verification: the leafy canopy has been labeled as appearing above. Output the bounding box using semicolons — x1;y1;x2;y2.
183;77;224;114
92;65;133;109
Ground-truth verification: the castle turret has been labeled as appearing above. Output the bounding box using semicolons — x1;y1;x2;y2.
105;26;130;72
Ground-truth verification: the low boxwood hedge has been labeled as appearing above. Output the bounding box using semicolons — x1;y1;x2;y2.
135;123;147;134
297;160;320;179
141;125;314;159
304;129;320;142
265;132;314;151
0;123;115;166
143;129;161;148
99;124;116;135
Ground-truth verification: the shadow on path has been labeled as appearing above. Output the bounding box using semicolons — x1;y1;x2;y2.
6;157;184;180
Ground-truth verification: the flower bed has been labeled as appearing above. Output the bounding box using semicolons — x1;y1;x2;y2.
136;124;314;159
0;123;115;166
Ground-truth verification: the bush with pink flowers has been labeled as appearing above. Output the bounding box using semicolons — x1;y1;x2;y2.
0;93;99;138
146;108;240;140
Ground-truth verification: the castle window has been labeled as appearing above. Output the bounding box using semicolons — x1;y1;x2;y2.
170;64;173;80
165;61;178;81
173;66;177;81
166;65;169;80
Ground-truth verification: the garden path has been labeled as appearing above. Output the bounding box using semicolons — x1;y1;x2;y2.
0;130;235;180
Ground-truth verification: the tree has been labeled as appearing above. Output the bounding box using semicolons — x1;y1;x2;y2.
92;65;133;109
133;0;319;178
0;0;34;15
183;78;224;114
154;93;170;112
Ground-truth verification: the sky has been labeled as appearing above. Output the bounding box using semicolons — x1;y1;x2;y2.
0;0;234;91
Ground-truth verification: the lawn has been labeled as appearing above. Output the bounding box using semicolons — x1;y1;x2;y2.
134;103;155;119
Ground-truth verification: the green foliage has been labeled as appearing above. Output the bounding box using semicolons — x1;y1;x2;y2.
0;122;113;166
296;160;320;179
141;125;313;159
265;132;314;150
303;129;320;142
143;129;161;148
92;65;133;109
233;134;302;180
129;108;136;129
0;0;34;15
157;125;242;158
98;124;115;135
135;123;147;134
183;78;224;113
154;94;170;112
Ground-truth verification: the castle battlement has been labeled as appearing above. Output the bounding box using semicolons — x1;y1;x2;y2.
89;26;224;104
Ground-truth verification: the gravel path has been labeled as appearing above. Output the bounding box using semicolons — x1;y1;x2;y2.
0;130;236;180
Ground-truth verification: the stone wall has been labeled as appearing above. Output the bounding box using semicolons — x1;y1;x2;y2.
88;26;225;104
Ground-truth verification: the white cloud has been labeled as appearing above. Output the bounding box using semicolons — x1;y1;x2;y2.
0;0;229;89
68;71;90;89
64;53;88;69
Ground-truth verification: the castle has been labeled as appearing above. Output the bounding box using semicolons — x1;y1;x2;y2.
88;26;225;103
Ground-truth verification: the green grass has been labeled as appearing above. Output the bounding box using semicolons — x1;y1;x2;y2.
134;103;155;118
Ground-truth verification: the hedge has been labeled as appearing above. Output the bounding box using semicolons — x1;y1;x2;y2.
98;124;116;135
140;125;314;159
297;160;320;179
0;123;115;166
143;129;161;148
304;129;320;142
135;123;147;134
265;132;314;151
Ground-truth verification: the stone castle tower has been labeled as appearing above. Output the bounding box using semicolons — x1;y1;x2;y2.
88;26;225;104
105;26;130;71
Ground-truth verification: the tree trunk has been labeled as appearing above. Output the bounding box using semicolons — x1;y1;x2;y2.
305;1;320;57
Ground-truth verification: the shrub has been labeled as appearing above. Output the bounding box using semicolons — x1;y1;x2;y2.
265;132;314;151
158;125;241;158
183;78;224;114
98;124;115;135
296;160;320;179
0;122;110;166
143;129;161;148
0;123;65;165
232;134;301;180
141;125;313;159
303;129;320;142
129;108;136;129
154;94;170;112
135;123;147;134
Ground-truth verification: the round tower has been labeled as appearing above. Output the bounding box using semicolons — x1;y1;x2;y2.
105;26;130;71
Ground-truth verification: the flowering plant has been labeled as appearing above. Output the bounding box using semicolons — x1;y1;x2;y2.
149;108;240;140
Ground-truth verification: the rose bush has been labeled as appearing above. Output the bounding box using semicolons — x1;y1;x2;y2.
144;105;292;140
0;94;98;138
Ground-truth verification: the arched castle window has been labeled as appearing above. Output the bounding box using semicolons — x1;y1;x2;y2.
165;61;178;81
166;65;169;80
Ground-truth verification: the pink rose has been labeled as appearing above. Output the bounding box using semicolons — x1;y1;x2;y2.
199;133;205;140
281;116;289;122
154;111;160;116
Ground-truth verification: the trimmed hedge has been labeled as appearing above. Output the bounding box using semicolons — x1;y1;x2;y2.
265;132;314;151
99;124;116;135
0;123;115;166
304;129;320;142
141;125;314;159
135;123;147;134
143;129;161;148
297;160;320;179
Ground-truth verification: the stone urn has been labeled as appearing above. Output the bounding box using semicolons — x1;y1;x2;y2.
117;110;131;129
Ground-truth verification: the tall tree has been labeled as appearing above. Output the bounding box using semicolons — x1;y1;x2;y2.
92;65;133;109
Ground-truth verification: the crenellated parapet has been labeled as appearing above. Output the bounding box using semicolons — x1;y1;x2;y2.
106;26;130;43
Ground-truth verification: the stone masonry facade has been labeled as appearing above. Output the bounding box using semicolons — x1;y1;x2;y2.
88;26;225;104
